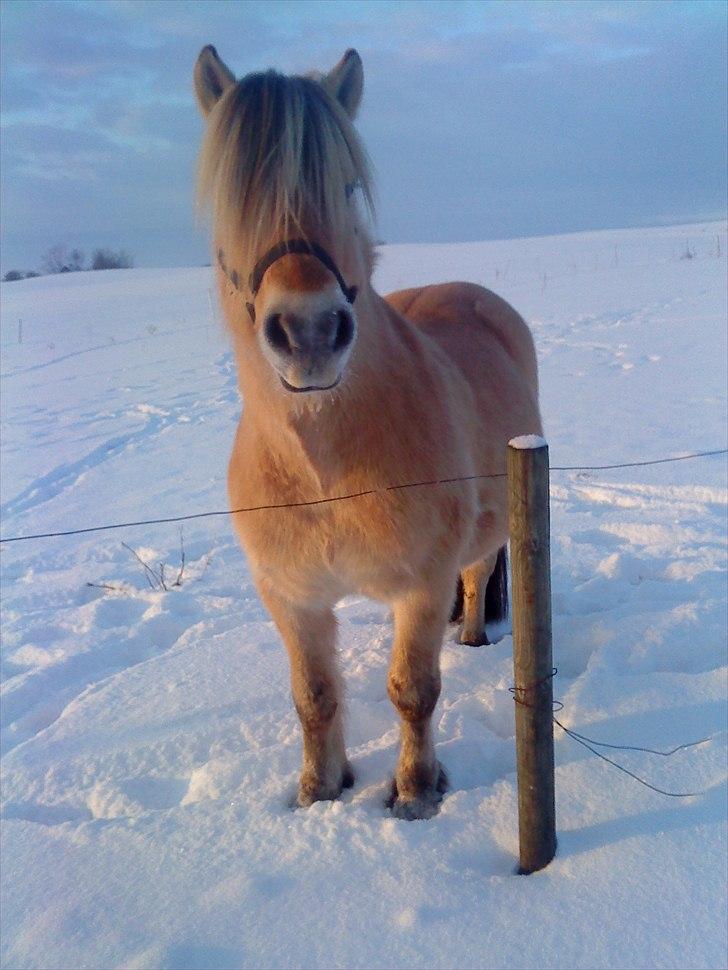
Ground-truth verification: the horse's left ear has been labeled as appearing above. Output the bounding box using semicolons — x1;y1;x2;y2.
322;49;363;119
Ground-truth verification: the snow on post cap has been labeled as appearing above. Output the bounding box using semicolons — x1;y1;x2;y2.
509;434;548;449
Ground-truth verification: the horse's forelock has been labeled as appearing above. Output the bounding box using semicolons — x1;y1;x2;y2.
197;69;374;277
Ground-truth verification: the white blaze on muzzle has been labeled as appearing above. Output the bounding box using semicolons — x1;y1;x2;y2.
258;282;358;393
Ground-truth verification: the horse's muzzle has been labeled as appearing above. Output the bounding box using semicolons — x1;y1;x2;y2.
263;307;356;392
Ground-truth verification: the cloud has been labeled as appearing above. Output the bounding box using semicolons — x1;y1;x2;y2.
0;0;725;271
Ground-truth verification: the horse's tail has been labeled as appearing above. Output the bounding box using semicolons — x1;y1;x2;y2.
485;545;508;625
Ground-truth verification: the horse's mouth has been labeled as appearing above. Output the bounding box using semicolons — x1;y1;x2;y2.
278;375;342;394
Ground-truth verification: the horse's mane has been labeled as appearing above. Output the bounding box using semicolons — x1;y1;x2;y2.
197;69;374;272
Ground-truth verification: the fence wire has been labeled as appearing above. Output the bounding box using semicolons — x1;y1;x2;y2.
0;448;725;545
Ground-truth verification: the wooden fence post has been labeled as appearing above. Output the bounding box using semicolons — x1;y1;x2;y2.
507;435;556;873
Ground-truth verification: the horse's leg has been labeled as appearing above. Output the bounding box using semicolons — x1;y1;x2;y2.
387;581;452;820
260;590;352;806
459;552;498;647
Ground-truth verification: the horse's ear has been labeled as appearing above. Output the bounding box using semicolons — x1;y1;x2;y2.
322;49;363;119
194;45;236;117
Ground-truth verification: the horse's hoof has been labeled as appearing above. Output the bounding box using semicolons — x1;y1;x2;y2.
296;782;339;808
296;763;354;807
386;764;448;820
458;626;490;647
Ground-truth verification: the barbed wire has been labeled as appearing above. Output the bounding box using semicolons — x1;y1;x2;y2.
0;448;725;545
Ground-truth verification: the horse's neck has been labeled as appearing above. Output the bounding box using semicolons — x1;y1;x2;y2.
242;288;412;492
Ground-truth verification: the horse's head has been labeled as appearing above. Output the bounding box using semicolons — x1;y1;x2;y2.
195;47;374;395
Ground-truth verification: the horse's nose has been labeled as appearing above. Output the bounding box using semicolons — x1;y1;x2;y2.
263;309;355;358
264;312;298;356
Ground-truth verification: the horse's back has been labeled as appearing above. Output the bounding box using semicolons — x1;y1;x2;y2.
385;281;539;397
384;280;541;567
385;283;538;404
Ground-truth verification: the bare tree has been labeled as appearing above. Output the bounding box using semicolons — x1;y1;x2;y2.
41;243;72;274
40;244;85;274
91;248;133;270
68;249;85;271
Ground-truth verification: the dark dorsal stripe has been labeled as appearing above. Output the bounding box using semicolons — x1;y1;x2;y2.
249;239;358;304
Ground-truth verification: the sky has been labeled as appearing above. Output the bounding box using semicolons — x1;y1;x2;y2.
1;0;726;273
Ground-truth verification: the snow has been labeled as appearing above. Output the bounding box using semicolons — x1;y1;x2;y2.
1;221;726;970
509;434;548;450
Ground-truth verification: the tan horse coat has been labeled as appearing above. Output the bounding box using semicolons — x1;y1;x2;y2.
195;46;542;818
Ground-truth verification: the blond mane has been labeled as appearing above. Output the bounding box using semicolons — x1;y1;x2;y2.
197;69;375;276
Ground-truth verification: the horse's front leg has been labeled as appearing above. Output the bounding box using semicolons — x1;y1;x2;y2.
387;582;452;820
260;589;353;807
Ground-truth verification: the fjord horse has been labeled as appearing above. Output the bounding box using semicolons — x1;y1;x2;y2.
194;46;542;819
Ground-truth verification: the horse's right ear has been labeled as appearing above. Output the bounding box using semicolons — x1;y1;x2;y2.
194;45;236;117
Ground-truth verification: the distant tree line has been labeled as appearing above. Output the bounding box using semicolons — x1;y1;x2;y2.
3;243;134;282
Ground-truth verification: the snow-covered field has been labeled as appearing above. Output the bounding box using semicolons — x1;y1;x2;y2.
1;221;726;970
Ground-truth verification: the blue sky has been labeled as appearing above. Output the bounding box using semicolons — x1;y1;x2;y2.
1;0;726;272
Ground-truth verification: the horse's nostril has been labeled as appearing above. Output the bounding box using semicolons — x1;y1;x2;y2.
333;310;354;352
264;313;290;354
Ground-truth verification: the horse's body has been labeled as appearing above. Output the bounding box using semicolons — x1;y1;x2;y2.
227;280;538;607
195;47;542;818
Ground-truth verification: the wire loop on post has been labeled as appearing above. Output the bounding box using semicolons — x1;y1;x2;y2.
509;667;558;706
507;669;710;799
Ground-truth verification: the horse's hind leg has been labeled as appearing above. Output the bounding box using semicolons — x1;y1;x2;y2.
459;554;496;646
259;590;352;807
387;581;452;820
459;546;508;646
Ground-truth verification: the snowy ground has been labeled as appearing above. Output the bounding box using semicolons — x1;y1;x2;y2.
1;221;726;970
